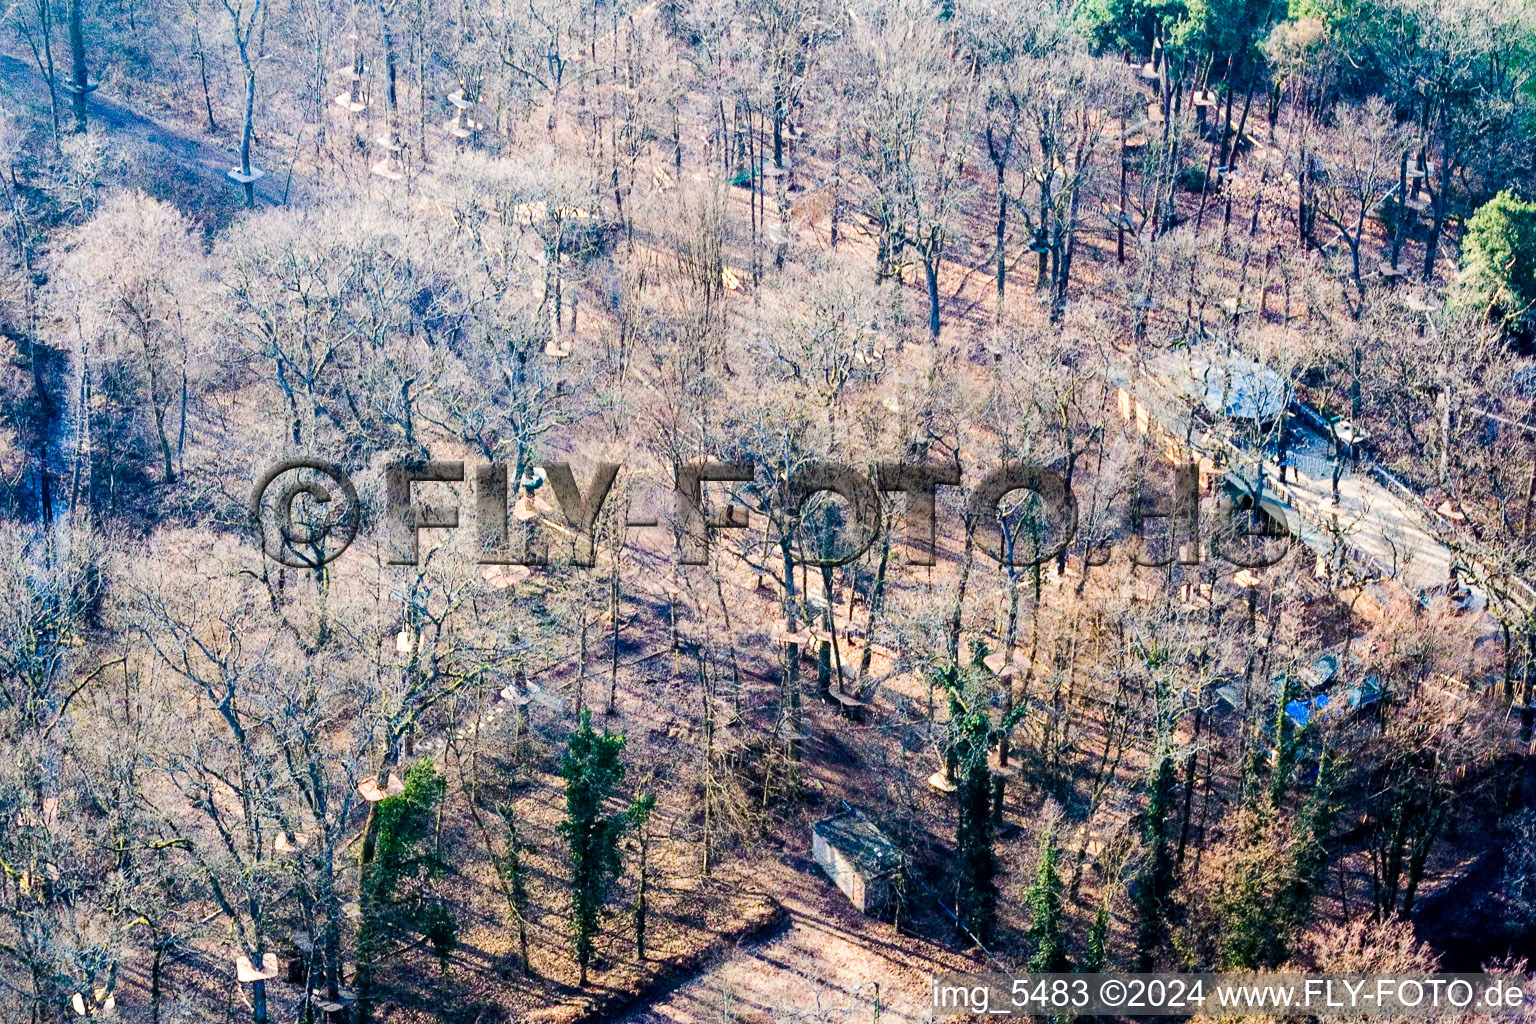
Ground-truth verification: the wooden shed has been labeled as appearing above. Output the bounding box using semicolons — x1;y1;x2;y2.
811;807;900;915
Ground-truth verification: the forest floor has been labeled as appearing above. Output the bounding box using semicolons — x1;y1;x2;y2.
614;855;975;1024
3;40;1526;1024
0;50;293;217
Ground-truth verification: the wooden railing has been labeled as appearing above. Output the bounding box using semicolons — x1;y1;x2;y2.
1293;401;1536;616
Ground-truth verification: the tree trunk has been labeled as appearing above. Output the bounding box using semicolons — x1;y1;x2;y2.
1389;150;1408;270
1522;632;1535;744
924;252;941;342
191;7;218;134
66;0;88;133
817;563;833;700
231;2;262;209
634;832;649;959
378;0;399;125
854;530;890;698
994;164;1007;323
1051;146;1088;322
608;562;620;713
772;84;784;169
948;524;976;665
1117;121;1128;263
779;535;803;761
149;943;163;1024
320;847;343;1002
1422;155;1449;283
1175;706;1202;865
1522;459;1536;537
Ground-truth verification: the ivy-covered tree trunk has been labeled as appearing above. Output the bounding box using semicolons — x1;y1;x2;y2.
1085;898;1110;972
778;535;804;762
630;792;655;961
495;805;532;975
1269;675;1299;807
1220;755;1336;968
1133;751;1176;970
355;760;452;1024
559;709;630;986
955;744;996;946
1286;754;1336;927
944;659;1025;948
1025;831;1068;972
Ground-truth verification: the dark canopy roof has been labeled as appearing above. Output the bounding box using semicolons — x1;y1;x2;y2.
813;807;900;876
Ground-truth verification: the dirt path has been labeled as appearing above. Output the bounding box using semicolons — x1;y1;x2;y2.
617;855;977;1024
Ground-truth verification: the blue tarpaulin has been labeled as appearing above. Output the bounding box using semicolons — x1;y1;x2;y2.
1285;675;1381;728
1286;695;1326;727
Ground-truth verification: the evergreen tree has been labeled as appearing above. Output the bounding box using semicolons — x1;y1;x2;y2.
559;709;630;986
1077;0;1190;58
1216;805;1287;968
1219;750;1336;968
1458;190;1536;336
1025;830;1069;972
